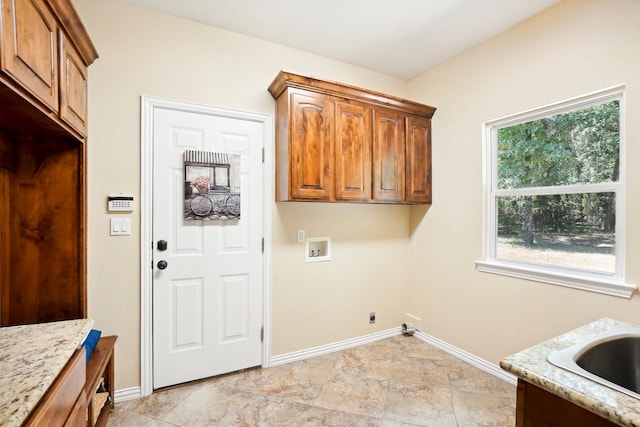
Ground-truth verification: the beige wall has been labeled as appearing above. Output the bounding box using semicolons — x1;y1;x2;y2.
407;0;640;363
74;0;412;390
73;0;640;391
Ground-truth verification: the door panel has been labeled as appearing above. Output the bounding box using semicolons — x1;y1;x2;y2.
152;107;263;389
173;278;203;349
335;101;372;201
373;109;405;202
221;274;249;340
406;116;432;203
1;0;59;111
290;92;333;200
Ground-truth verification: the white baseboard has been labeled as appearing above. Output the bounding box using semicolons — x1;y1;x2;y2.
269;327;403;366
114;386;142;403
269;327;516;386
413;330;517;385
125;327;514;402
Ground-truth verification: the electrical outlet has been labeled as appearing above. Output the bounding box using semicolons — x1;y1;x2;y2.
369;312;376;324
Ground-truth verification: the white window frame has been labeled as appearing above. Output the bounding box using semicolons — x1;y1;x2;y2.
477;85;636;298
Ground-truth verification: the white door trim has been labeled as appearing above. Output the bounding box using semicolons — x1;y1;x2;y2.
140;96;273;396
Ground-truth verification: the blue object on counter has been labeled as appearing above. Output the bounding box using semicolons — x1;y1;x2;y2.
82;329;102;364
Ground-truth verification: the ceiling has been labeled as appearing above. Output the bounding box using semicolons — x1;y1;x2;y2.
117;0;561;80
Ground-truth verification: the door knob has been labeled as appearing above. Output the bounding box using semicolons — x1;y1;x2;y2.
157;260;168;270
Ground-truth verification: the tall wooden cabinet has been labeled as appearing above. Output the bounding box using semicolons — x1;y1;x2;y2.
268;71;436;204
0;0;98;326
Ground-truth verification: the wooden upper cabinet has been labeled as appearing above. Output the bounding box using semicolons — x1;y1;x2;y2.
335;101;372;201
406;116;432;203
1;0;59;112
269;71;436;204
0;0;97;140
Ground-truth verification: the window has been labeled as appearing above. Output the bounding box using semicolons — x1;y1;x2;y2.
477;86;636;298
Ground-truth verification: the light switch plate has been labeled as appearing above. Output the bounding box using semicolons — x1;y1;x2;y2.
110;218;131;236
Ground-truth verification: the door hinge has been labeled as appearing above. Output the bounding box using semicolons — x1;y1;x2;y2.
262;147;265;163
260;326;264;342
261;237;264;253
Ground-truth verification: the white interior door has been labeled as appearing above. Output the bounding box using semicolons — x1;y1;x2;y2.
152;105;264;389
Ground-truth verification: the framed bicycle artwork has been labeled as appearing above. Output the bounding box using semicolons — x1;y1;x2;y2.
184;150;241;220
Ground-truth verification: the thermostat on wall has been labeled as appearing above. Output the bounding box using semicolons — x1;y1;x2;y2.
108;194;134;211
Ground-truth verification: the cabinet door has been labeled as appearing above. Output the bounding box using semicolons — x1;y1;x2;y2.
63;391;86;427
59;31;88;136
0;0;59;112
373;108;405;202
290;92;334;200
335;101;372;201
516;380;618;427
25;348;86;426
406;116;432;203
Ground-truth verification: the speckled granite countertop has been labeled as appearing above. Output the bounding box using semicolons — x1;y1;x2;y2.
0;319;93;427
500;317;640;427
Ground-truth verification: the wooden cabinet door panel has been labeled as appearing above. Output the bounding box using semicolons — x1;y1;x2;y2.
59;31;88;136
516;380;617;427
406;116;431;203
335;101;372;201
1;0;59;111
290;92;333;200
25;348;86;426
373;109;405;202
63;390;86;427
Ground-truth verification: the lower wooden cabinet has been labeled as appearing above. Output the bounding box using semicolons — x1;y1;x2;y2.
25;348;86;426
24;336;117;427
65;393;88;427
516;379;618;427
85;336;117;427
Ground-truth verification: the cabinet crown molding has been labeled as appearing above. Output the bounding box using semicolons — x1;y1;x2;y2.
49;0;99;65
268;71;436;118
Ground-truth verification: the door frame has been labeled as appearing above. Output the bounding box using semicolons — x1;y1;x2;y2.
140;96;273;397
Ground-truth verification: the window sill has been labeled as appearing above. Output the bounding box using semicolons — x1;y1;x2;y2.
475;259;637;298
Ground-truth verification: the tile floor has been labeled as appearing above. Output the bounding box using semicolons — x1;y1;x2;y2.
106;335;516;426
